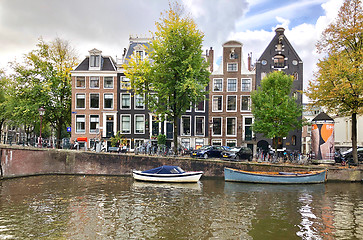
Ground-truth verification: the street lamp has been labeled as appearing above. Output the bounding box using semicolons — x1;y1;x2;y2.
38;107;45;147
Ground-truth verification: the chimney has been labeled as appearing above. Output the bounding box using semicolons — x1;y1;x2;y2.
208;47;214;72
248;52;252;71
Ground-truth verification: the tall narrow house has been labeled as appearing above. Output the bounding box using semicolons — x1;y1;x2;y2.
70;49;117;148
255;27;303;152
208;41;256;151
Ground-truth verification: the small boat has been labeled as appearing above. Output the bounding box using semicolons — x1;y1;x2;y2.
132;166;203;183
224;167;327;184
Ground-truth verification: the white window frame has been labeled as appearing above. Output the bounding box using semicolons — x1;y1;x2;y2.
121;114;131;134
75;93;86;109
241;95;251;111
195;100;205;112
241;78;252;92
134;114;145;134
103;76;114;89
226;139;237;147
120;76;130;89
90;55;100;68
181;115;191;136
226;117;237;137
227;63;238;72
212;139;222;146
227;78;237;92
103;93;114;110
89;114;99;134
212;117;222;137
90;76;100;89
226;95;237;112
212;95;223;112
89;93;99;109
213;78;223;92
134;94;145;110
75;115;86;134
195;116;205;136
242;115;254;141
121;93;131;110
75;76;86;89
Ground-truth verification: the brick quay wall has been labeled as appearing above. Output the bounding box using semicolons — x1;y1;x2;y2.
1;145;362;182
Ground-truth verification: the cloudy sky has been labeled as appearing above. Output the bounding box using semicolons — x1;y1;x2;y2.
0;0;344;101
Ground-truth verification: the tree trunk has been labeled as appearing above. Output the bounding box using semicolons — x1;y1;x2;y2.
352;112;358;164
173;116;178;155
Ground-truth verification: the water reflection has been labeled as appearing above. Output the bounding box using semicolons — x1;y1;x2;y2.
0;176;362;239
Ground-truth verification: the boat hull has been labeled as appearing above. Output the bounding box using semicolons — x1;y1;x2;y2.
224;168;327;184
133;170;203;183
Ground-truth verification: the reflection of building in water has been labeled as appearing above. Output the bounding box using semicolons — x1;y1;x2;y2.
296;192;321;239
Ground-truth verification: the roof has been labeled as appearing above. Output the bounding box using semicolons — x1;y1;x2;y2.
312;112;334;121
74;56;116;71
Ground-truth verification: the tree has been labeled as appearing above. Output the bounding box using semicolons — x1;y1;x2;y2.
251;71;303;153
306;0;362;164
9;38;78;148
124;3;210;154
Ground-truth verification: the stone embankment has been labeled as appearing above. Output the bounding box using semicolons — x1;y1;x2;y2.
1;145;362;181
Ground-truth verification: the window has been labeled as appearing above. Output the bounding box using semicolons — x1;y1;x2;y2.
226;140;237;147
90;93;99;109
212;96;223;112
196;101;205;112
212;139;222;146
227;96;237;111
136;50;144;61
135;115;145;134
241;96;251;111
76;115;85;133
241;78;251;92
226;117;236;136
230;50;238;59
121;115;131;134
89;115;99;133
213;78;223;92
104;93;113;109
135;94;144;109
195;139;204;149
121;93;131;109
166;122;173;139
90;55;100;67
181;138;190;149
227;63;237;72
152;117;159;136
244;117;253;140
273;55;285;68
76;77;85;88
227;79;237;92
76;94;85;109
292;135;296;146
90;77;99;88
120;76;130;89
261;72;267;80
181;116;191;136
212;117;222;136
104;77;113;88
195;116;204;136
293;72;298;81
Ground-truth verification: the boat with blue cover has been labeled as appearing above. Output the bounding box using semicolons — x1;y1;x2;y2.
132;166;203;183
224;167;327;184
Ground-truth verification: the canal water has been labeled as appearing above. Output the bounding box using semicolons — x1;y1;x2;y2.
0;175;362;240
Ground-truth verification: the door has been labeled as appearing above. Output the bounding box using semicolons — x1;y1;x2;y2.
106;115;114;137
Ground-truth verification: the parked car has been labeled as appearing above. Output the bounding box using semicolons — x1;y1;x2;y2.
235;146;253;161
190;145;226;159
220;147;241;160
336;148;363;165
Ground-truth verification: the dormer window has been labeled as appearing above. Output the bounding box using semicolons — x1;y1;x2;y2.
88;48;102;70
90;55;100;67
